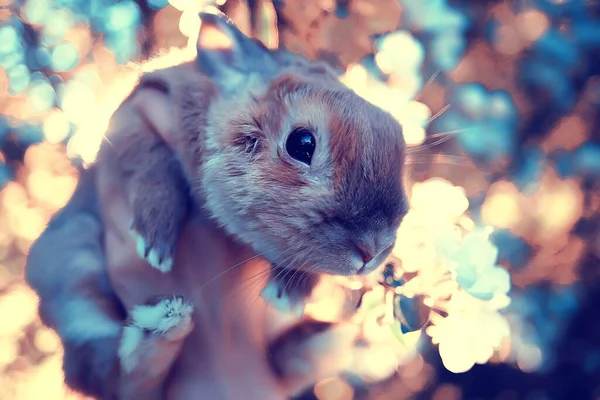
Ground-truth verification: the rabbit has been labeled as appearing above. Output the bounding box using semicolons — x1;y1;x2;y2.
101;10;409;314
25;9;409;399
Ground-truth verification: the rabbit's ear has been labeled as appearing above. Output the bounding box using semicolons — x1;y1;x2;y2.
196;10;276;88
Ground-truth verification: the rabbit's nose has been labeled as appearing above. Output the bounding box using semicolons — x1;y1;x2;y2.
352;239;376;264
353;235;394;262
351;232;396;270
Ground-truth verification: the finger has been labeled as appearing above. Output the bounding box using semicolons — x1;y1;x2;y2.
268;320;359;396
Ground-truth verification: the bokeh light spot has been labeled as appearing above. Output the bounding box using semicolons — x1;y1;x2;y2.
494;25;524;55
515;9;550;42
59;80;96;124
0;25;19;53
7;64;31;94
34;328;61;353
0;285;39;336
432;384;462;400
375;30;425;75
0;339;19;368
517;345;543;372
43;109;71;144
314;377;354;400
481;181;521;229
27;79;56;111
50;42;79;72
23;0;52;24
42;9;76;45
105;1;141;32
35;45;52;68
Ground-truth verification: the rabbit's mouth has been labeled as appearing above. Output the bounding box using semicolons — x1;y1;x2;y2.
355;240;396;275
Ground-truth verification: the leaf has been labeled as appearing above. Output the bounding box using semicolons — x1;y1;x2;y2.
391;321;422;348
394;293;430;333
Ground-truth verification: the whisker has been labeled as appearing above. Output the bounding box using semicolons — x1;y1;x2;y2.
406;154;474;168
228;267;272;297
408;125;479;154
237;268;272;289
277;264;307;314
228;267;274;322
425;128;470;140
407;134;454;154
192;250;274;297
102;135;114;147
406;160;469;167
415;68;441;101
407;153;472;162
427;104;451;124
282;266;301;297
257;250;304;317
419;134;453;151
237;250;298;322
260;264;293;318
295;266;318;301
259;261;298;360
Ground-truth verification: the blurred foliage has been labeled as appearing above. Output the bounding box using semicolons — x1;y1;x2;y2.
0;0;600;399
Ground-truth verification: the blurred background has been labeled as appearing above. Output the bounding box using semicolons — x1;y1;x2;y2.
0;0;599;399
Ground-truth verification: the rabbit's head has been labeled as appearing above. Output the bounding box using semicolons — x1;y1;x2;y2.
196;11;409;276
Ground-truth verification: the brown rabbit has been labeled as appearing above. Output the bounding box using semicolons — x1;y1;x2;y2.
103;11;408;306
26;10;409;399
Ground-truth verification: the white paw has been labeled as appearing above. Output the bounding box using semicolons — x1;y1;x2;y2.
129;228;173;273
118;325;145;373
118;297;194;373
130;297;194;336
260;281;305;318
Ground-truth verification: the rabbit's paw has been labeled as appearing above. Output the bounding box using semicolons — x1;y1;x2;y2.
128;183;189;274
118;296;194;373
260;280;306;319
130;226;174;273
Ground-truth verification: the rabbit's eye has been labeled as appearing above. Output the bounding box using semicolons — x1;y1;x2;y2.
286;128;316;165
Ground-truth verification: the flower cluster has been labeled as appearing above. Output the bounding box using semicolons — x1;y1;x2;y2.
393;178;512;373
303;178;513;378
